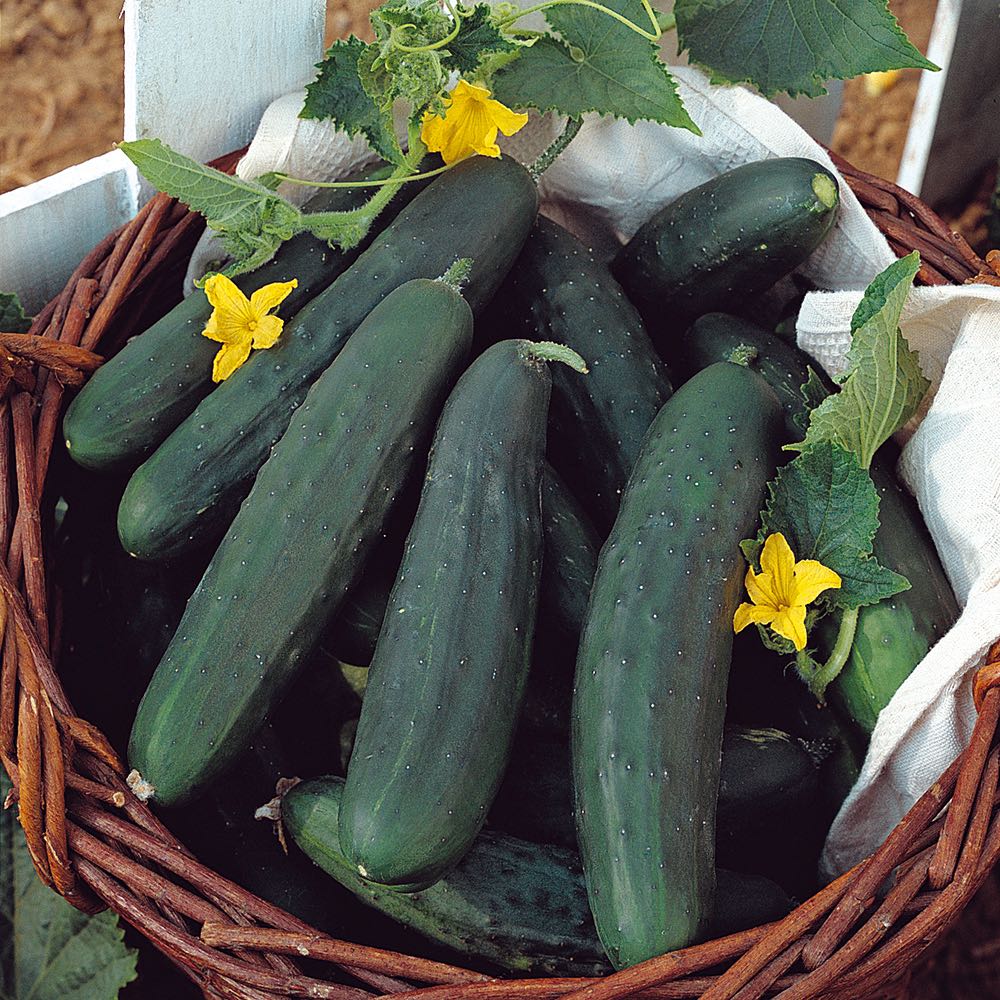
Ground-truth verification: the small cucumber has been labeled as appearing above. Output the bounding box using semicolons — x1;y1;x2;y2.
127;279;473;806
573;361;782;968
283;777;793;975
490;217;672;530
672;313;958;736
117;156;537;562
614;159;839;338
62;161;432;473
340;340;574;887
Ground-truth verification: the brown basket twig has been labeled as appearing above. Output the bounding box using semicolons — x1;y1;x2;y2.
1;152;999;998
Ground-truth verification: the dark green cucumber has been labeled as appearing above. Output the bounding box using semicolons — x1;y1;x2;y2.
340;340;564;887
572;361;782;968
673;313;958;736
613;158;839;339
117;156;537;562
492;216;672;530
490;724;819;858
326;462;597;671
63;160;433;473
127;279;473;806
284;777;793;975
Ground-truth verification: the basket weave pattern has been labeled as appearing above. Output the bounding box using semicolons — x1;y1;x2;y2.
2;155;999;999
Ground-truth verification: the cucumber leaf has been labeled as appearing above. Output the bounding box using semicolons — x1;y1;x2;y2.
442;5;519;76
744;441;909;611
119;139;304;275
301;37;403;164
0;293;31;334
492;0;697;130
789;252;929;469
1;772;138;999
675;0;937;98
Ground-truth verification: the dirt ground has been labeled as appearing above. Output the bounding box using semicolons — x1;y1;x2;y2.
0;0;378;194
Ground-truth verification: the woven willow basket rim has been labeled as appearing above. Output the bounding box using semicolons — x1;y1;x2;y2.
2;149;1000;1000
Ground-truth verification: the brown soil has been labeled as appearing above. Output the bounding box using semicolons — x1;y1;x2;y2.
0;0;379;195
831;0;937;184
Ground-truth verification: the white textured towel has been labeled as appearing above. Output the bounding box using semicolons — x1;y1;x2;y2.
188;64;1000;874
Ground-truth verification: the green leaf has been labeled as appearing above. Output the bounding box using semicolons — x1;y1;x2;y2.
791;252;929;469
0;293;31;334
492;0;697;130
675;0;937;98
301;37;403;164
793;366;830;435
118;139;304;275
442;5;518;76
1;772;138;999
750;442;909;611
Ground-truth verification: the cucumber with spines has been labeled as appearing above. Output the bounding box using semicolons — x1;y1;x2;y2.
283;777;793;975
614;158;839;341
573;361;783;968
340;340;584;888
490;216;672;530
669;312;958;736
117;155;537;563
62;159;435;474
127;278;474;806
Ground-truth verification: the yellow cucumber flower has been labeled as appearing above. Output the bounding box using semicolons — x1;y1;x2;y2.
733;533;841;651
420;79;528;165
201;274;298;382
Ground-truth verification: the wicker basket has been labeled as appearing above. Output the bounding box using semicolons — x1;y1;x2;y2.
3;150;1000;1000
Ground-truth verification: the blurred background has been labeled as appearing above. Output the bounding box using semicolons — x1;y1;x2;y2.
0;0;995;252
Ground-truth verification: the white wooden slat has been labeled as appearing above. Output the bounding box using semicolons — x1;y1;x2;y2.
124;0;327;200
906;0;1000;206
0;151;137;316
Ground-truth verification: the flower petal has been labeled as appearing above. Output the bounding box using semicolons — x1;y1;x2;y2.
203;312;251;345
770;604;808;651
249;279;298;317
791;559;842;606
251;314;284;350
487;100;529;137
212;340;252;383
204;273;254;324
760;532;797;606
733;602;778;634
744;566;779;610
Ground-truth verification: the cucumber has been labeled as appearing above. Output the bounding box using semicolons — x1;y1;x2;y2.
117;155;537;563
490;217;672;530
671;313;958;736
63;160;433;473
127;278;474;806
521;466;601;734
283;777;793;975
572;361;782;968
340;340;570;888
613;158;839;338
490;724;819;859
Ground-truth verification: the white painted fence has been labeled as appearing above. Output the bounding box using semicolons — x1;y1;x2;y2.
1;0;997;317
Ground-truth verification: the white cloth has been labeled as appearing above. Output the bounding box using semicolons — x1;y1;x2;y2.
185;64;1000;874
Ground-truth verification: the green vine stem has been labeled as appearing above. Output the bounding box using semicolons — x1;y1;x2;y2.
530;117;583;179
393;0;465;52
797;606;860;702
499;0;662;41
525;340;589;373
272;161;454;190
